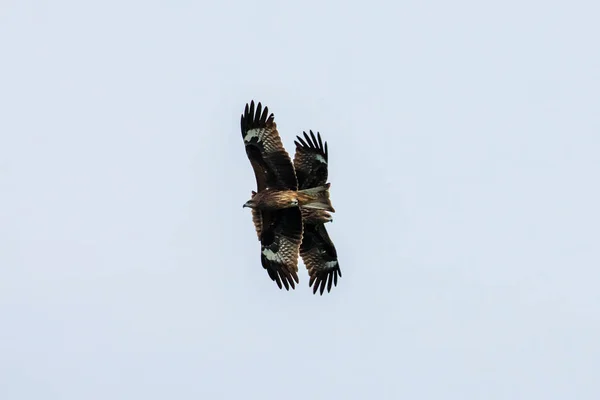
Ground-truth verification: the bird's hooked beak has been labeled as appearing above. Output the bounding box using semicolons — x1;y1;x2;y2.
242;200;253;208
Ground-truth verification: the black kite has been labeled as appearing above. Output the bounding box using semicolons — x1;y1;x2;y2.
240;101;334;291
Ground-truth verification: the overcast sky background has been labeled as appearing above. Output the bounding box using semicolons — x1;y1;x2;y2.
1;1;599;399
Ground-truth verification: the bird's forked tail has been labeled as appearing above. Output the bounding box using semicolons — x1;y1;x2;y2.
297;183;335;212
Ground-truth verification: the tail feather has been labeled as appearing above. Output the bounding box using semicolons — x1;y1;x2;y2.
297;183;335;212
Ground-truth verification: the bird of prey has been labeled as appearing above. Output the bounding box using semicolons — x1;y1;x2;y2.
293;131;342;294
240;101;335;290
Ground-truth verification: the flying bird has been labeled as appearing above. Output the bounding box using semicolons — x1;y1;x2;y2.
240;101;335;290
293;130;342;294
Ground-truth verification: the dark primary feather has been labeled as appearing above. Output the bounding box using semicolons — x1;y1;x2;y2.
293;130;329;190
259;207;303;290
240;101;298;191
300;223;341;295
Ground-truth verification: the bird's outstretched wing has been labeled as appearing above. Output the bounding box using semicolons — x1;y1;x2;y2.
293;131;341;294
300;222;341;295
241;101;298;191
293;130;328;190
259;207;303;290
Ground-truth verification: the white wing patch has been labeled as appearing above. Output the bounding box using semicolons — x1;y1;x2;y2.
262;247;280;262
314;154;327;164
324;260;338;270
245;128;266;143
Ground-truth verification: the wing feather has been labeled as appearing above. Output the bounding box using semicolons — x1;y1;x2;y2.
300;223;341;295
293;130;329;189
259;207;303;290
241;101;297;191
251;208;262;240
293;130;341;294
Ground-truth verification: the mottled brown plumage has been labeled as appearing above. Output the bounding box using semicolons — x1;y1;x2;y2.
244;186;334;212
301;208;333;225
240;101;340;293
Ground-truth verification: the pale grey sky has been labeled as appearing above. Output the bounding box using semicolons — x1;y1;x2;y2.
1;1;599;399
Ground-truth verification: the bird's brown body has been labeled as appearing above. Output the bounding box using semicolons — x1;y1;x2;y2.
240;100;340;293
246;189;298;210
244;185;334;212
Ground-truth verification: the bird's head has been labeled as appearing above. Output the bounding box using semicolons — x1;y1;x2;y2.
242;198;256;209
